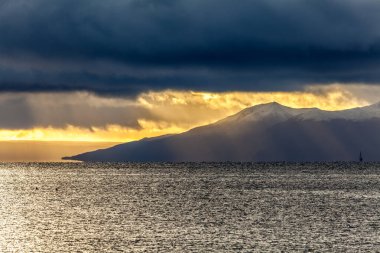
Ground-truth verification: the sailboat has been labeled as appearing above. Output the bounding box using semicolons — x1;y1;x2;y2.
359;151;363;162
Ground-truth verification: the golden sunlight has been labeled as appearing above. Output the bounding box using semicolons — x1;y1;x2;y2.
0;84;374;143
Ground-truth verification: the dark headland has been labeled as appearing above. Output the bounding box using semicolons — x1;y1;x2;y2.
64;102;380;162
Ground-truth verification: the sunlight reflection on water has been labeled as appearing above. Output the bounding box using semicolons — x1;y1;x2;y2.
0;162;379;252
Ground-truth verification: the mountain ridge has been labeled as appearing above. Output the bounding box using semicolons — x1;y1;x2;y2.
64;102;380;162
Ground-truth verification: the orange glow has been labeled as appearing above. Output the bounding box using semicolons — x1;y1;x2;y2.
0;124;183;142
0;84;374;143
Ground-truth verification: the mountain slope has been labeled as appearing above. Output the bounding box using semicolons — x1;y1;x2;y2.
65;102;380;162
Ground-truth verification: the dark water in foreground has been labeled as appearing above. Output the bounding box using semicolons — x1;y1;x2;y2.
0;163;379;252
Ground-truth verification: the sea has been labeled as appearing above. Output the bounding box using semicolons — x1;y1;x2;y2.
0;162;379;252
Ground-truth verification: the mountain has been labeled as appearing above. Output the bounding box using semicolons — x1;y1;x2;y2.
64;102;380;162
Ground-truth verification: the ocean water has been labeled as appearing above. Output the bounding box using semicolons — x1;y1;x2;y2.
0;162;379;252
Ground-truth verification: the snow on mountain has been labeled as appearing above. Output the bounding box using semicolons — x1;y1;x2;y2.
295;102;380;121
216;102;317;125
65;101;380;162
216;101;380;125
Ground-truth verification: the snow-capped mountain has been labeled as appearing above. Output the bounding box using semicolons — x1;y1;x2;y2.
216;102;316;124
294;102;380;121
65;102;380;162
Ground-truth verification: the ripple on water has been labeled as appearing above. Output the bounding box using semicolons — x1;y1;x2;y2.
0;162;379;252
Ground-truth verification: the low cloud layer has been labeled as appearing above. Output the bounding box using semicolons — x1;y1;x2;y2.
0;84;378;142
0;92;151;129
1;0;380;94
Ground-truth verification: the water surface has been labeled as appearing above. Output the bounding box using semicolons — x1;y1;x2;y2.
0;162;379;252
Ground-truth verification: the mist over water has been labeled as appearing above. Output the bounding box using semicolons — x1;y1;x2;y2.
0;162;379;252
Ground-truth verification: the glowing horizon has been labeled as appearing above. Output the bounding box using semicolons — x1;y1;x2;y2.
0;84;375;143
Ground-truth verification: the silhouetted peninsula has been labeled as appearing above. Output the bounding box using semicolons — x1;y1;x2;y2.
64;102;380;162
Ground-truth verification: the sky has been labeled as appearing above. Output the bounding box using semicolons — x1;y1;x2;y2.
1;0;380;160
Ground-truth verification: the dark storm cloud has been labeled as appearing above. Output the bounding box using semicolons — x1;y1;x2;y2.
0;93;153;129
1;0;380;95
